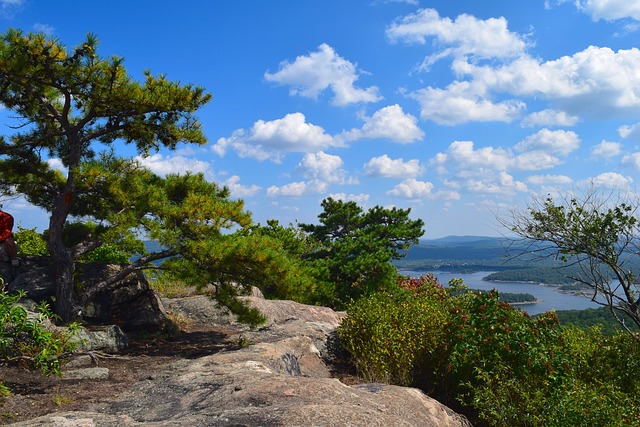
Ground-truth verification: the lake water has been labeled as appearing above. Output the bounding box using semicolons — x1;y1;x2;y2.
405;271;600;315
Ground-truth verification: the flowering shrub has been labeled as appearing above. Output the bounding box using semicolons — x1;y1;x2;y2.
338;274;450;386
338;274;640;426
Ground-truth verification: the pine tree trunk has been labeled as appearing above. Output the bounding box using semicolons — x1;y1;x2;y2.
52;245;77;324
48;188;78;324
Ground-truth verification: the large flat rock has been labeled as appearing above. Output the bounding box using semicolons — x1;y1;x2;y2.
7;295;471;427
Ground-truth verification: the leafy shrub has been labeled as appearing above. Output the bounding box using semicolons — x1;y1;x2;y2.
338;274;450;386
339;274;640;426
14;226;48;256
0;290;78;398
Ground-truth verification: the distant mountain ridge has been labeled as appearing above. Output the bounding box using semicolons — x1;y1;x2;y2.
405;235;512;261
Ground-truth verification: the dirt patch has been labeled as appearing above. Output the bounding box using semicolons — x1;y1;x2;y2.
0;323;243;425
0;321;360;425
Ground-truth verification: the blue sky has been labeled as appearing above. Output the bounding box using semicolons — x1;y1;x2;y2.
2;0;640;238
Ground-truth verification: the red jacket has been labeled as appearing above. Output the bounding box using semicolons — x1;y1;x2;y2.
0;210;14;242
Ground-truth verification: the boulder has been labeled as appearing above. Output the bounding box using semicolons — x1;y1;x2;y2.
79;262;173;334
70;324;129;353
7;258;172;334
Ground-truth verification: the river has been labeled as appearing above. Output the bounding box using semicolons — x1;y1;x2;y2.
405;271;600;315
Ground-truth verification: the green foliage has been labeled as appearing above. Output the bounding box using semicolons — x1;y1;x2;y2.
14;226;48;256
0;290;78;398
250;220;333;305
338;274;450;386
0;29;211;322
339;274;640;426
554;306;632;335
511;192;640;338
300;197;424;308
483;266;582;285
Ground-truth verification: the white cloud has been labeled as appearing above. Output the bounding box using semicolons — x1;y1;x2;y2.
212;113;336;163
591;140;622;159
513;129;580;170
432;140;512;175
387;178;434;198
458;46;640;119
364;154;423;178
328;193;370;204
621;152;640;168
527;174;573;185
406;34;640;125
224;175;261;198
267;180;328;197
296;151;354;184
514;129;580;157
576;0;640;21
412;81;525;125
46;158;67;174
433;130;578;179
386;8;527;64
584;172;633;188
264;44;382;106
33;23;54;34
618;122;640;140
1;0;24;17
341;104;424;144
466;171;528;194
135;153;212;177
521;109;580;127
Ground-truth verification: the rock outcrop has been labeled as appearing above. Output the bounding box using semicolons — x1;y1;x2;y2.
7;256;172;333
7;292;472;427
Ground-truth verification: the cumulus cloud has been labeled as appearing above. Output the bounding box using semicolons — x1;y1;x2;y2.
458;46;640;119
521;109;580;127
364;154;423;178
296;151;355;184
386;8;527;66
340;104;424;144
135;153;212;177
575;0;640;21
387;178;434;198
583;172;633;189
328;193;370;204
431;140;512;176
618;122;640;140
527;174;573;185
264;44;382;106
410;42;640;125
621;152;640;168
266;180;327;197
467;171;528;194
514;129;580;157
433;130;579;177
412;80;525;125
224;175;261;198
212;113;337;163
591;140;622;159
431;129;579;195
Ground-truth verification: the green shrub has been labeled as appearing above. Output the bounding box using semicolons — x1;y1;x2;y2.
14;226;48;256
339;274;640;426
0;290;78;399
338;274;450;386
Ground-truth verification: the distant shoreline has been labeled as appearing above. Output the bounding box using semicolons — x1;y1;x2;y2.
508;300;543;306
